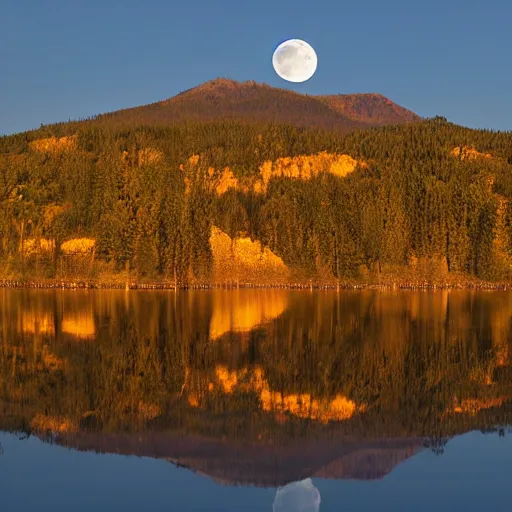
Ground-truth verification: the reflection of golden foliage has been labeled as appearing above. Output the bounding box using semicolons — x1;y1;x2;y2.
260;390;356;423
137;401;161;421
7;342;64;373
496;345;509;368
31;414;77;434
215;366;241;393
209;288;289;340
198;365;358;423
453;396;507;415
469;366;494;386
188;394;200;407
210;226;289;284
40;346;65;371
20;238;55;255
29;135;77;153
450;146;492;160
21;311;55;335
61;238;95;255
61;312;95;339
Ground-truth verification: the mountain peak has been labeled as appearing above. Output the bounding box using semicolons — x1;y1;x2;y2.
171;78;271;102
103;78;419;131
199;77;267;88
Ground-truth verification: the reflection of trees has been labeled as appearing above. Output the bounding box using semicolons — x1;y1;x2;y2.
209;289;289;339
423;437;449;456
0;289;511;445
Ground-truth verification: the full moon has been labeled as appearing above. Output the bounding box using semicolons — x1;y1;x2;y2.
272;39;318;83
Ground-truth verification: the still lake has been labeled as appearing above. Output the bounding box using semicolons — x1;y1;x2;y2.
1;288;511;511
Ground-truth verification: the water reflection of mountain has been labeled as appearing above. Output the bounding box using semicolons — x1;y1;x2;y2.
1;289;512;486
52;430;425;486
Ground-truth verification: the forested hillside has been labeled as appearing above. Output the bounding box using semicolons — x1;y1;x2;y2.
1;115;512;285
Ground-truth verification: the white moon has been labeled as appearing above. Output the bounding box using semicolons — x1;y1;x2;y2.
272;39;318;83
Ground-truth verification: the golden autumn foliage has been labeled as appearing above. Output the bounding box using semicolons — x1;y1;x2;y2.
183;151;364;197
256;151;365;192
137;147;164;166
60;238;95;255
209;288;289;340
214;167;239;195
210;226;289;283
450;146;492;160
29;135;77;153
188;154;200;166
20;238;55;255
180;154;205;195
121;147;164;167
190;365;359;423
30;414;77;434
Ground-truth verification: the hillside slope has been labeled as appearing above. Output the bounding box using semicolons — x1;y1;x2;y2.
317;92;418;125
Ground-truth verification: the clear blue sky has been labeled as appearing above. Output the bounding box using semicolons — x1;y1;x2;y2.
2;0;511;135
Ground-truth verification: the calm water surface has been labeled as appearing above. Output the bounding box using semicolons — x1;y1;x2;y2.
1;289;511;511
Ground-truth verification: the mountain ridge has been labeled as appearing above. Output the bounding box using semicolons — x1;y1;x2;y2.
96;77;420;132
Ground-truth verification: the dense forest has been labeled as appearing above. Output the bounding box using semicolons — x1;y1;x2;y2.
1;116;512;284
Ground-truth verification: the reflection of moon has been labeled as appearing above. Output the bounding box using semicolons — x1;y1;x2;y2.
273;478;321;512
272;39;318;83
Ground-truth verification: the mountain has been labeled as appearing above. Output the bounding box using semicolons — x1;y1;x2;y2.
317;92;419;125
1;78;512;286
97;78;420;132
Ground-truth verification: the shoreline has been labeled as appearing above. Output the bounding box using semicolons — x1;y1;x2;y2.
0;278;510;291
